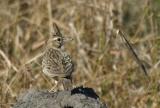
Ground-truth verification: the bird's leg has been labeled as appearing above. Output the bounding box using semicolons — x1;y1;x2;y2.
61;77;72;90
49;80;58;92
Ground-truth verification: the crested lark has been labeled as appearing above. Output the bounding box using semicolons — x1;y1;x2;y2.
42;24;74;90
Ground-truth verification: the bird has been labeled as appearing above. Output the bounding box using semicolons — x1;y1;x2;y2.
42;23;74;91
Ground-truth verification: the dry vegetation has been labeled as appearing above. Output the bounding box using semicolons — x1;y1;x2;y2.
0;0;160;108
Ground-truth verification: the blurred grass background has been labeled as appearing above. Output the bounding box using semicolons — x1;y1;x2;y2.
0;0;160;108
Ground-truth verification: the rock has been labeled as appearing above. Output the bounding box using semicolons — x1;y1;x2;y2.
13;86;107;108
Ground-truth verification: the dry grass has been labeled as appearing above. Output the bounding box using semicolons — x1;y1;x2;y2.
0;0;160;108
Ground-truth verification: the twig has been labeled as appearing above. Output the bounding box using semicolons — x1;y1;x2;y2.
47;0;53;36
24;52;44;65
116;29;148;76
0;49;18;72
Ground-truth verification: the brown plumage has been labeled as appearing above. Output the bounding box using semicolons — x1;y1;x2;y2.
42;24;74;90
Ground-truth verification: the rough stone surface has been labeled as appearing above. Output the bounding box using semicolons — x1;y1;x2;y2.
13;86;107;108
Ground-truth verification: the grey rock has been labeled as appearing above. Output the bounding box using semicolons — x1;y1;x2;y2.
13;86;107;108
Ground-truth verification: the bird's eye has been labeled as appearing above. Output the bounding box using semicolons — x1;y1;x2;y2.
57;38;61;41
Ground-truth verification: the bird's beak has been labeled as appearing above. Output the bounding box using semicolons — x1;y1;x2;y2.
63;37;73;42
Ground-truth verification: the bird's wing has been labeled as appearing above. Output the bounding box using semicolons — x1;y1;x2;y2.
62;53;74;77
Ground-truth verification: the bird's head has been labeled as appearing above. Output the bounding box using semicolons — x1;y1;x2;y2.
46;23;72;48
